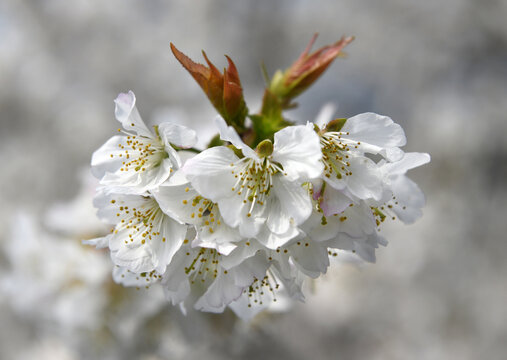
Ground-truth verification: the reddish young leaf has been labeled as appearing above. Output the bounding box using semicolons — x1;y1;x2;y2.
170;43;247;131
270;35;354;100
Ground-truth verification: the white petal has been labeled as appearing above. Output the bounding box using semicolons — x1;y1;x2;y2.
354;233;385;263
215;196;243;229
109;229;155;273
195;231;240;256
165;145;182;169
194;297;228;313
327;156;383;201
161;250;191;305
306;217;340;243
215;116;258;159
300;209;323;235
91;135;127;179
230;253;269;287
272;124;323;181
151;180;199;224
326;232;385;263
112;266;161;287
158;122;197;149
320;186;354;216
266;196;291;235
382;152;431;176
238;216;266;239
342;112;406;160
149;216;188;273
196;253;269;311
177;150;198;166
218;196;265;238
220;240;264;270
182;146;239;201
93;192;144;224
289;240;329;278
194;272;243;311
114;91;153;138
228;292;270;321
165;167;189;185
325;233;355;251
337;201;376;237
304;208;341;242
257;223;300;249
272;176;312;225
193;239;237;256
270;265;305;302
267;250;292;280
195;212;243;255
306;201;375;242
384;147;405;162
82;235;110;249
100;157;174;195
389;176;426;224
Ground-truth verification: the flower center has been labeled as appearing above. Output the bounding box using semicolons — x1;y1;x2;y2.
372;194;403;228
112;132;168;173
320;132;357;179
184;248;221;284
138;270;163;288
181;195;223;233
244;270;280;308
230;157;284;217
111;197;166;246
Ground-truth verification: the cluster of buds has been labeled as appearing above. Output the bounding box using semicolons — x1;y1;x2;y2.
88;36;429;319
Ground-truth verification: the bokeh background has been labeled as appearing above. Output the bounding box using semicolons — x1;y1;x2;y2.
1;0;507;359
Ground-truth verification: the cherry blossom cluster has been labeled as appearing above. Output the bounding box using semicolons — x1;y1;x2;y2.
87;37;429;319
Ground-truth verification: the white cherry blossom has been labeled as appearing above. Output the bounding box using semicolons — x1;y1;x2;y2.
373;152;431;225
85;74;430;320
315;112;407;211
304;184;388;262
182;117;323;245
86;191;188;274
228;263;304;320
91;91;197;194
161;240;269;313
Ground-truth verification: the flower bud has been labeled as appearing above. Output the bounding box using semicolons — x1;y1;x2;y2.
171;43;248;131
269;34;354;101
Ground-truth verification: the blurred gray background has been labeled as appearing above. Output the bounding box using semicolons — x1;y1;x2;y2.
1;0;507;359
